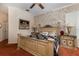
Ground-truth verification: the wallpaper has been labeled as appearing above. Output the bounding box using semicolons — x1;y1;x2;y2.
35;4;79;27
34;3;79;47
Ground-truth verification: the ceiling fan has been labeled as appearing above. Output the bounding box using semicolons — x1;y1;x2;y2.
26;3;44;11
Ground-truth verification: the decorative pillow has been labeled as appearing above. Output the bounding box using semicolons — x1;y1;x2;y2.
48;32;57;37
40;32;48;36
37;34;45;39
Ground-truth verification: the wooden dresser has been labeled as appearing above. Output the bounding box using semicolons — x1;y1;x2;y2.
60;35;77;48
17;35;54;56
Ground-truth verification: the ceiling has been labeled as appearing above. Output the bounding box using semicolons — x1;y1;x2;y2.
0;3;71;16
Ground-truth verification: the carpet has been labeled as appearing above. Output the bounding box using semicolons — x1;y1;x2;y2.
0;40;33;56
59;47;79;56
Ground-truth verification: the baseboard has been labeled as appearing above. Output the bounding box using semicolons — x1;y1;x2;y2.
8;42;17;44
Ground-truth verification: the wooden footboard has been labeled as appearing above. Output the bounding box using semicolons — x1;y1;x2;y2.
17;35;54;56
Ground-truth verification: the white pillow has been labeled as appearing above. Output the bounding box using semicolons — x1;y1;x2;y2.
48;32;57;37
40;32;48;36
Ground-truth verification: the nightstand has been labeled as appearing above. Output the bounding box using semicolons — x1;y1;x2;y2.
60;35;76;48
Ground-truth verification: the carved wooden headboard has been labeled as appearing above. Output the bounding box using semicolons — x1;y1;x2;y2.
40;27;58;33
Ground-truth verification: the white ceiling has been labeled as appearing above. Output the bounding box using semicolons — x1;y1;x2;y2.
0;3;71;16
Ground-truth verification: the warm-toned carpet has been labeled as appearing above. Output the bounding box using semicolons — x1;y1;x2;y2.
0;40;33;56
59;47;79;56
1;39;79;56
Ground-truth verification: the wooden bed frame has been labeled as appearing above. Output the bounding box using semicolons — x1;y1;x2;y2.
17;26;58;56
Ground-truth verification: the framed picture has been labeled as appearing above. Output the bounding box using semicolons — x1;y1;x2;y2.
19;19;30;30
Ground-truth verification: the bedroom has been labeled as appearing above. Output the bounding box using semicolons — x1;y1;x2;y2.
0;3;78;56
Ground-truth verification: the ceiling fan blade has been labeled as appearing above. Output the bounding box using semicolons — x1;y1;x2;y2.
26;9;29;11
39;4;44;9
30;3;35;9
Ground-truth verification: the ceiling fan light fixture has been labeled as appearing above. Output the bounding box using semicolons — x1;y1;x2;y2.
26;9;29;11
26;3;44;12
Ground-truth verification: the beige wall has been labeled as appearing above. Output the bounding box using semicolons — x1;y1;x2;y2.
8;7;34;44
